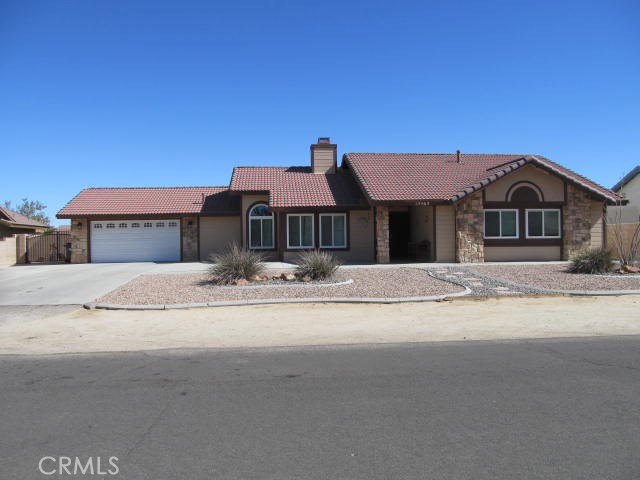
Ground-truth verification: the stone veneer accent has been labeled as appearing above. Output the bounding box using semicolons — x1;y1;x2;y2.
455;191;485;263
562;184;593;260
375;206;390;263
181;217;198;261
70;218;89;263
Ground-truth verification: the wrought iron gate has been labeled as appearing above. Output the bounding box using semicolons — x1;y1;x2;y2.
26;232;71;263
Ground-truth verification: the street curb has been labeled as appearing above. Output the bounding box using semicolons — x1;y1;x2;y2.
85;286;472;310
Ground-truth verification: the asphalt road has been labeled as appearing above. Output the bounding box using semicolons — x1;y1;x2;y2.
1;337;639;479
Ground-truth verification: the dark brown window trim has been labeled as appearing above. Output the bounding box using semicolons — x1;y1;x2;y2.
279;211;351;253
484;239;562;247
505;180;545;202
482;203;564;244
484;201;564;209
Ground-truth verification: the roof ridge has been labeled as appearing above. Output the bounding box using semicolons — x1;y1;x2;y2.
82;186;229;190
232;165;309;169
345;152;534;156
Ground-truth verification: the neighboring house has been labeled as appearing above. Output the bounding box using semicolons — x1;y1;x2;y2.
0;207;49;266
55;224;71;233
608;165;640;225
57;138;622;264
0;206;49;238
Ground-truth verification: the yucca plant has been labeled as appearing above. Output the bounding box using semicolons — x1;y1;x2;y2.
295;250;340;280
208;243;265;285
567;248;614;274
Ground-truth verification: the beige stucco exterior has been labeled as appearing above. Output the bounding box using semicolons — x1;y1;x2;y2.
608;173;640;224
434;205;455;262
485;246;561;261
589;202;605;250
0;235;17;266
409;205;434;260
199;216;242;260
281;209;375;263
484;164;565;202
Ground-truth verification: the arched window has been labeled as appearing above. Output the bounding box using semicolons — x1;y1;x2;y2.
507;182;543;203
249;203;274;249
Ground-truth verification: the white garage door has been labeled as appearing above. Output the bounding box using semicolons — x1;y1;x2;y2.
91;220;180;262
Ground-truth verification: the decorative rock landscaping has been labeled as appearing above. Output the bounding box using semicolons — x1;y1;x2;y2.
471;263;640;293
96;267;466;306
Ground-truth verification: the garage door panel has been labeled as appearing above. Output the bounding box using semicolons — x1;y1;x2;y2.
91;220;180;262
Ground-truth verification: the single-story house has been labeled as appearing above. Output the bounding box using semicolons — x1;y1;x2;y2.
57;138;623;264
0;206;49;238
0;207;50;266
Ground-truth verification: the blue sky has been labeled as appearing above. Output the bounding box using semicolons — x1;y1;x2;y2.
1;0;638;226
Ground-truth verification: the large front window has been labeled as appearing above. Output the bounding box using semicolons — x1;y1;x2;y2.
249;204;274;249
526;209;560;238
320;213;347;248
484;209;518;239
287;214;314;249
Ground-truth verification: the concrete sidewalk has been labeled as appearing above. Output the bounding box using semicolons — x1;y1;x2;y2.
1;295;638;355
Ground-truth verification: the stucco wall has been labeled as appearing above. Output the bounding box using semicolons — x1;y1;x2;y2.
590;202;605;250
434;205;455;262
410;205;434;260
0;235;17;266
281;209;375;264
608;174;640;224
485;246;562;261
199;216;242;260
485;164;565;202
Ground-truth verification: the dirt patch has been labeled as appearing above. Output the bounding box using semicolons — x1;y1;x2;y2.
472;264;640;291
96;267;465;305
2;295;639;355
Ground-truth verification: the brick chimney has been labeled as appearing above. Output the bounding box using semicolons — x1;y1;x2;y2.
310;137;337;174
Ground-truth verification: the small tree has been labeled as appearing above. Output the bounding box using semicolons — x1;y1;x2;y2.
3;198;50;225
609;202;640;266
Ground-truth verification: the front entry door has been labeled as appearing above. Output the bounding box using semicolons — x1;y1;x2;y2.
389;212;410;260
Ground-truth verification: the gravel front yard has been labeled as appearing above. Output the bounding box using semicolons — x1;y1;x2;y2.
472;264;640;291
97;267;465;305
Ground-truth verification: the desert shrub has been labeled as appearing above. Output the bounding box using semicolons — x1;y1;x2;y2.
295;250;340;280
567;248;614;274
208;243;265;284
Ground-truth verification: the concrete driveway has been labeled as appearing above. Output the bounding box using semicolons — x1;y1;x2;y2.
0;262;209;306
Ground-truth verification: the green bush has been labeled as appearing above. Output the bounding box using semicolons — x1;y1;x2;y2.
295;250;340;280
208;243;265;285
567;248;614;274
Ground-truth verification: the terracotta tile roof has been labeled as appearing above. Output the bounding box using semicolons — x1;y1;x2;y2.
229;167;368;208
0;206;49;228
343;153;623;204
56;187;240;219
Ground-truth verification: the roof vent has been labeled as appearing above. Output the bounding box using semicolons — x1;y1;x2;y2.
310;137;337;174
456;150;461;164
